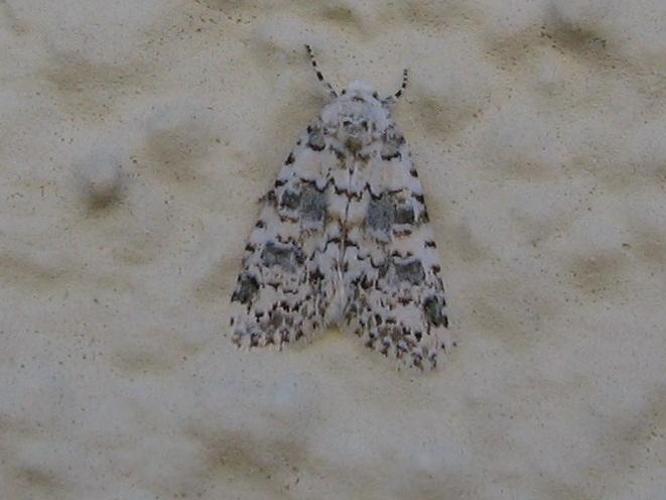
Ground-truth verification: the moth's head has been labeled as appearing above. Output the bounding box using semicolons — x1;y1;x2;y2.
321;80;391;152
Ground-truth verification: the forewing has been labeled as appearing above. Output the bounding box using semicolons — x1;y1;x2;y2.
343;125;450;369
230;123;344;348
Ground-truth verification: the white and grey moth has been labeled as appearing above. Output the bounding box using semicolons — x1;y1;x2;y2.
230;45;450;369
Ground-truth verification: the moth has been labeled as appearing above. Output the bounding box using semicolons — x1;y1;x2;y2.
230;45;450;369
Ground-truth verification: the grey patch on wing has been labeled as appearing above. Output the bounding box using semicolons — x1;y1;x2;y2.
300;185;327;222
367;195;395;233
423;295;448;327
231;273;259;304
394;203;415;224
394;259;425;285
261;241;304;272
280;189;301;210
307;128;326;151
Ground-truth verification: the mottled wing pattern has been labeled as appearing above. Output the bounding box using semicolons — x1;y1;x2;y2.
231;49;452;370
342;124;450;369
230;123;344;347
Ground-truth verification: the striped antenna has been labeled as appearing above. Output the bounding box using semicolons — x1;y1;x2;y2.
385;68;408;104
305;44;338;99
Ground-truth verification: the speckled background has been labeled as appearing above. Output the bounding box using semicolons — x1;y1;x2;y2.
1;1;665;498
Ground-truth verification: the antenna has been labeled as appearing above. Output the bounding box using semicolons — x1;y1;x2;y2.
305;44;338;99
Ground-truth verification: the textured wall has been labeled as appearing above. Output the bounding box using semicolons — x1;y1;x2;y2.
1;0;665;498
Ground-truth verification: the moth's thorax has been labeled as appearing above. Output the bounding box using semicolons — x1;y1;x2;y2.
321;80;391;152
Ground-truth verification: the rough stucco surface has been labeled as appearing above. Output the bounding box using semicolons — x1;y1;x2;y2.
1;1;665;499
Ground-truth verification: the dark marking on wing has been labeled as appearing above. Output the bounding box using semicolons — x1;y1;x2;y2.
307;129;326;151
231;273;260;304
260;242;304;272
381;133;405;160
394;259;425;285
423;295;447;327
280;190;301;210
368;194;420;233
367;194;394;233
381;146;401;161
300;185;327;221
394;204;415;224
